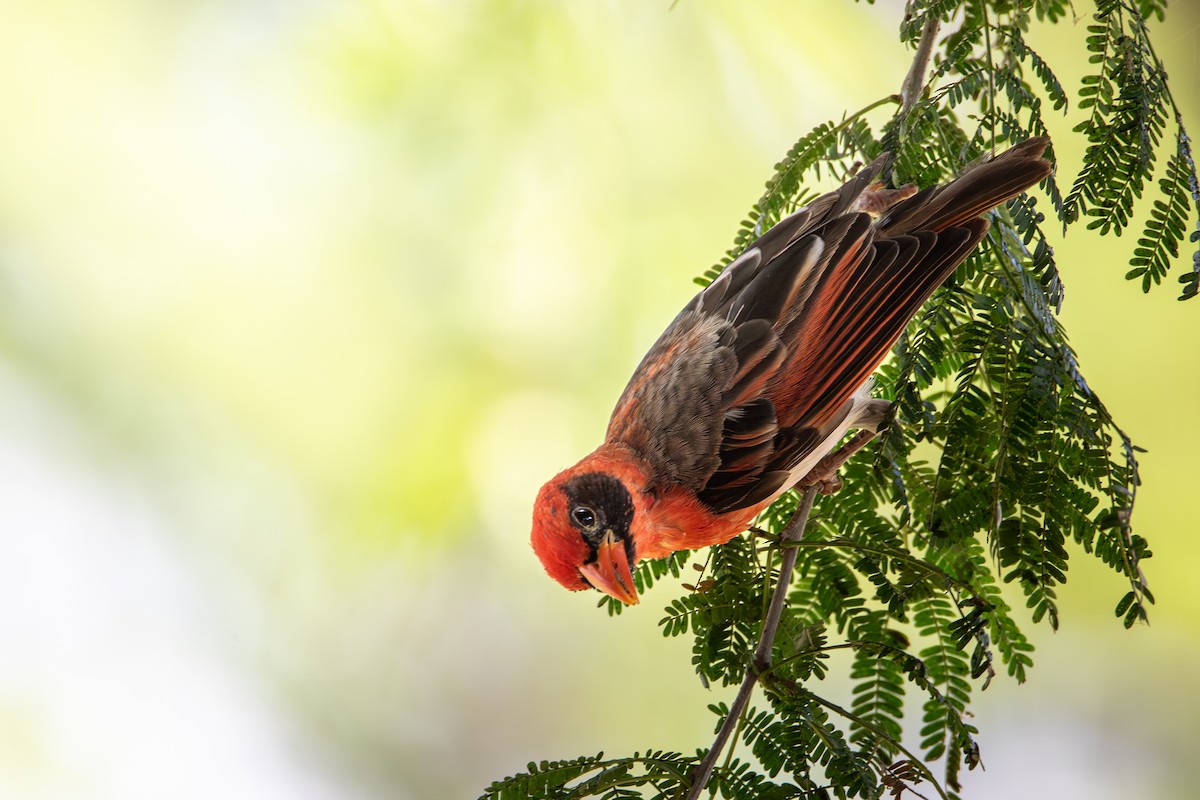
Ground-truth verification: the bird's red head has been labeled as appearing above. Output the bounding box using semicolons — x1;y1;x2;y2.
531;464;642;605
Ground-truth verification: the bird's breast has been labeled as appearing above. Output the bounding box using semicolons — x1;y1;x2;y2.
633;486;768;560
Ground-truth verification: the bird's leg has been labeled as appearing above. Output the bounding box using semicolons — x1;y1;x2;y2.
797;400;893;494
796;429;878;494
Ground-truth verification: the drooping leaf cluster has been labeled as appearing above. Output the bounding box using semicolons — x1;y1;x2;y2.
1061;0;1200;297
485;2;1187;799
482;750;809;800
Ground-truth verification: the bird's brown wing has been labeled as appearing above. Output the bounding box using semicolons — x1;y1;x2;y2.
604;223;831;495
765;137;1054;432
606;139;1052;514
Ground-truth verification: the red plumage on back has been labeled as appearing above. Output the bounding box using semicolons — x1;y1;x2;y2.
532;139;1054;604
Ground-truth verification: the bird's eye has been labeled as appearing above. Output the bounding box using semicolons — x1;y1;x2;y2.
570;505;598;531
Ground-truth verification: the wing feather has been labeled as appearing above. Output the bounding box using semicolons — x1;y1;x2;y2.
604;139;1052;516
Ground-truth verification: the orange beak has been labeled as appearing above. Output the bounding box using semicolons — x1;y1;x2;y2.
578;530;639;605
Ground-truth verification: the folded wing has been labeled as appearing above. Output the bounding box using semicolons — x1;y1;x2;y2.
606;139;1053;515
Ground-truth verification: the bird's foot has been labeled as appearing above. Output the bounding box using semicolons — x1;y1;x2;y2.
812;474;844;495
795;427;880;493
852;182;918;216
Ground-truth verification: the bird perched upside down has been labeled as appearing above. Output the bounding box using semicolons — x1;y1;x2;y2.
532;139;1053;605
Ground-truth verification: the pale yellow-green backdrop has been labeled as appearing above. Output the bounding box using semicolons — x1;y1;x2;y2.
0;1;1196;799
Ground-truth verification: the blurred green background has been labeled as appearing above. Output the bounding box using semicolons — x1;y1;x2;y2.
0;1;1196;798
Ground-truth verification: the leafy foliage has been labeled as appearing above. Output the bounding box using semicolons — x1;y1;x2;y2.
487;1;1189;798
1061;0;1199;297
481;751;701;800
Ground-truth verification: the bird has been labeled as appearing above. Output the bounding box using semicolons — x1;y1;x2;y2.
531;138;1053;605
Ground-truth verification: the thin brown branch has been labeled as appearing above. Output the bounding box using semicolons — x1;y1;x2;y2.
900;13;942;114
683;485;819;800
680;23;943;792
